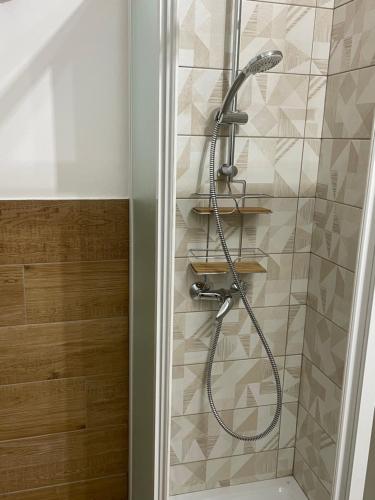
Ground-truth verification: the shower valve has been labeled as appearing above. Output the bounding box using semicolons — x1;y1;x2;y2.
190;281;245;320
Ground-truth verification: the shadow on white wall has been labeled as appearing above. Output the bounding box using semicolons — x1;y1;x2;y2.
0;0;129;199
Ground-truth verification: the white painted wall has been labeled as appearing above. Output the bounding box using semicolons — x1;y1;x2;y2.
0;0;130;199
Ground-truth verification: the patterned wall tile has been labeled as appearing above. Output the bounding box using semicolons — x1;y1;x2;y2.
206;198;298;254
175;199;209;258
279;402;298;448
236;73;309;138
283;355;302;403
233;138;304;197
178;0;232;69
245;0;316;7
177;68;229;136
171;357;285;416
277;448;294;477
299;357;341;440
294;198;315;252
307;253;354;330
335;0;353;7
311;9;333;76
170;450;277;495
317;138;371;208
300;139;321;198
176;136;304;198
286;305;306;355
305;76;327;138
330;0;375;75
174;254;293;313
240;2;315;75
323;67;375;139
296;405;336;492
291;253;310;305
294;450;330;500
312;198;362;271
173;307;289;366
317;0;334;7
304;306;348;387
170;405;279;466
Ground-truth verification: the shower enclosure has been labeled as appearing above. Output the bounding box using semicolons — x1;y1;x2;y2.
130;0;375;499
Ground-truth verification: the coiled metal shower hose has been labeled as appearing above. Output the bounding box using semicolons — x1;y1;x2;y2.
207;121;282;441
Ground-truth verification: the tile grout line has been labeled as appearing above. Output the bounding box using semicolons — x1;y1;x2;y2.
294;448;331;496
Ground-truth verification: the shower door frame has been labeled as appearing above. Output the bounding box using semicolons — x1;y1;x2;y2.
129;0;177;498
332;126;375;500
130;0;375;498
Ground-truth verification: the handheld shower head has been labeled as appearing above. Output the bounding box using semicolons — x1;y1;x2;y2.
243;50;283;76
217;50;283;121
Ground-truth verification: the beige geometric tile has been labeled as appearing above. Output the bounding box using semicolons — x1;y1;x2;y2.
176;135;223;197
283;355;302;403
304;306;348;387
170;450;278;495
311;8;333;75
174;254;293;313
175;199;209;258
294;450;331;500
178;68;309;138
307;253;354;330
206;198;298;254
233;138;304;197
236;73;310;138
294;198;315;252
323;67;375;139
329;0;375;74
277;448;295;478
178;0;232;69
177;67;229;136
286;305;306;355
249;0;316;6
240;2;315;75
312;198;362;271
176;136;304;198
300;139;321;197
305;76;327;138
173;307;289;366
317;0;334;7
279;402;298;448
299;357;342;440
335;0;353;6
171;357;285;416
170;405;280;465
317;138;371;208
291;253;311;305
296;405;336;492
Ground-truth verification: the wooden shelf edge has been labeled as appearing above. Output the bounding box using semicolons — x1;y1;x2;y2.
190;261;267;275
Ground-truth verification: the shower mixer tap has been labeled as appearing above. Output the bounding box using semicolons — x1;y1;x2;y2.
190;281;245;321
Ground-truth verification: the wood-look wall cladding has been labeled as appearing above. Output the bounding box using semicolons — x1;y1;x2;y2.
0;200;129;499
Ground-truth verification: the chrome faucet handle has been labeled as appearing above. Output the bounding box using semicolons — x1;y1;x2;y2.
190;282;225;302
216;296;234;321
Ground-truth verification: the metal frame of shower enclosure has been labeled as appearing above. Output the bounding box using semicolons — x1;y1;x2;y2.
129;0;375;498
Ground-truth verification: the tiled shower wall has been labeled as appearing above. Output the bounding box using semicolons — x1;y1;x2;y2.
170;0;333;495
294;0;375;499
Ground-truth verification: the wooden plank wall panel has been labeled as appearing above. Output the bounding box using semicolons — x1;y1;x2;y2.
0;267;25;327
0;200;129;499
0;476;127;500
0;200;129;265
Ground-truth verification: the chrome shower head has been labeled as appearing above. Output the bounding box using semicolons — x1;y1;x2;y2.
217;50;283;121
242;50;283;76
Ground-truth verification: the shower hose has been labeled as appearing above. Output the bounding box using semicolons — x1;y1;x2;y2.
207;121;282;441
